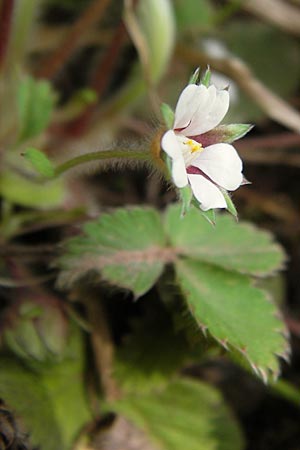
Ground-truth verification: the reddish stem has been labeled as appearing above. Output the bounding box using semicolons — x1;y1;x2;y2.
0;0;14;71
35;0;112;79
59;20;128;137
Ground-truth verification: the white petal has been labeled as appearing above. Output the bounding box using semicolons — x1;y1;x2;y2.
174;84;210;130
172;157;188;188
188;174;227;211
192;143;243;191
161;130;188;188
183;85;230;136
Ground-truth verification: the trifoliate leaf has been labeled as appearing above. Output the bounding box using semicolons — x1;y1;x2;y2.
110;378;244;450
17;76;56;141
165;205;286;276
24;147;55;178
175;259;288;381
160;102;175;128
57;207;169;297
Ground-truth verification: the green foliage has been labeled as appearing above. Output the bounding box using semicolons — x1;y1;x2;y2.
110;378;244;450
0;170;65;208
164;205;288;380
17;75;56;142
57;204;287;381
57;207;168;297
24;147;55;178
165;205;285;276
0;329;91;450
3;298;67;362
176;259;286;381
0;358;62;450
173;0;215;31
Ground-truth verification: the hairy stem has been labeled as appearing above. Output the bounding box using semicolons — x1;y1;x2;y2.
85;292;120;402
54;150;150;176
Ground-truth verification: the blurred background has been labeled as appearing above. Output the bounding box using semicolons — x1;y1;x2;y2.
1;1;300;449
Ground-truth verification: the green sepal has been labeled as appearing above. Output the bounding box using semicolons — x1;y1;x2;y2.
200;67;211;87
219;123;253;143
220;188;238;219
191;199;216;225
179;185;193;217
23;148;55;178
160;103;175;128
201;208;216;226
189;67;200;84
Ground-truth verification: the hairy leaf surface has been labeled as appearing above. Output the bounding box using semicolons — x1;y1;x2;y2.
176;259;288;380
111;378;244;450
57;208;170;296
165;205;285;276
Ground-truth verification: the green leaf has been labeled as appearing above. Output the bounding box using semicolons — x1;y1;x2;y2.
0;358;63;450
175;259;288;381
160;102;175;128
57;207;169;297
173;0;215;31
165;205;286;276
0;329;91;450
111;378;244;450
17;75;56;142
24;147;55;178
0;170;65;208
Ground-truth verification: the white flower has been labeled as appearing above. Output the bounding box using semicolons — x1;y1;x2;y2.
161;83;244;211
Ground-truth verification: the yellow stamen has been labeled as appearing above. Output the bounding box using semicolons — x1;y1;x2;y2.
186;139;203;153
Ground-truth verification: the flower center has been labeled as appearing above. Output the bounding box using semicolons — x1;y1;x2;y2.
185;138;203;153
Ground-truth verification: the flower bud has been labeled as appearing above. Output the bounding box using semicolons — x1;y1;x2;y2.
2;294;68;362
